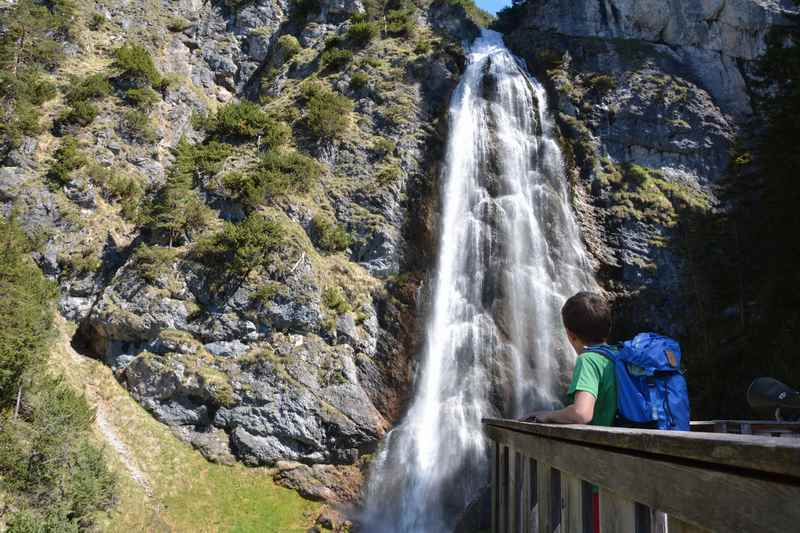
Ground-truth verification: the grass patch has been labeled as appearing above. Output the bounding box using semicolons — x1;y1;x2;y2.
49;324;320;533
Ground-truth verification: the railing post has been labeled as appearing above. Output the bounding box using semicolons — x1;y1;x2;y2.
599;488;635;533
500;445;509;533
529;458;539;533
561;472;583;533
509;447;518;533
537;463;551;532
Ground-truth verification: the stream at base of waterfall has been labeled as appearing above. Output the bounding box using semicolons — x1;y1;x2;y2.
361;29;598;533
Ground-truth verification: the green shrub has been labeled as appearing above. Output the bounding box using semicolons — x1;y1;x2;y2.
376;163;402;185
16;70;57;105
255;149;320;199
203;101;290;145
320;47;353;71
277;34;302;62
86;164;144;220
350;71;369;90
58;100;98;128
223;149;320;207
194;140;233;177
414;39;432;55
252;281;281;305
322;286;351;314
48;136;86;185
2;100;44;146
195;212;285;276
111;42;162;87
60;247;103;275
65;73;112;105
119;109;157;143
311;214;352;252
586;73;617;95
89;12;106;30
372;136;396;156
386;7;416;37
347;21;378;48
167;16;192;32
125;87;160;110
303;84;353;140
131;245;179;283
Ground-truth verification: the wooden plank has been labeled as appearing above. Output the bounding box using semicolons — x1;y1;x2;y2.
529;458;539;533
599;488;635;533
499;445;508;533
509;448;520;533
561;472;583;533
667;515;710;533
652;511;668;533
485;424;800;532
521;453;531;533
492;441;499;533
483;418;800;479
538;461;552;533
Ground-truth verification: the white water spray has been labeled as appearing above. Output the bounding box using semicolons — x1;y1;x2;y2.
362;30;597;532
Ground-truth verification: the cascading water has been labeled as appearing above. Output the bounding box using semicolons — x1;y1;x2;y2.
362;30;598;532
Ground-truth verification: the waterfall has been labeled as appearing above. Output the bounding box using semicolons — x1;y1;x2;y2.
361;30;598;532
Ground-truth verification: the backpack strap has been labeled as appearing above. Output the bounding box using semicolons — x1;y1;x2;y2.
582;344;618;360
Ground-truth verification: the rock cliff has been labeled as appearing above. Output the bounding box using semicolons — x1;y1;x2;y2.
0;0;481;513
497;0;799;339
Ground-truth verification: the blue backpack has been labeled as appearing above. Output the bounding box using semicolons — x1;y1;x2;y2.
587;333;690;431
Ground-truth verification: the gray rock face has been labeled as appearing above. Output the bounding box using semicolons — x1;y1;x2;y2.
511;0;798;117
501;0;798;336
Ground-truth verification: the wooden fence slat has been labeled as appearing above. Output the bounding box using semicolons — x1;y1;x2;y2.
509;447;520;533
530;458;539;533
538;461;551;533
561;472;583;533
522;453;531;533
492;441;499;533
499;445;509;533
599;488;636;533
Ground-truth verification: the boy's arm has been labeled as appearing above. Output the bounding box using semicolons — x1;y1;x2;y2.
527;391;596;424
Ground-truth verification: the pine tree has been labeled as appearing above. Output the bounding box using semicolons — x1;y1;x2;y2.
148;137;212;246
0;214;57;408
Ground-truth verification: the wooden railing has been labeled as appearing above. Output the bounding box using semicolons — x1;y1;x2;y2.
483;418;800;532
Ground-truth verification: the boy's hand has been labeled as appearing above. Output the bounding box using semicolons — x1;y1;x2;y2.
521;411;551;423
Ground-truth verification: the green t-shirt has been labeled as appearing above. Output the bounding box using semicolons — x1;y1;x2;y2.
567;348;618;426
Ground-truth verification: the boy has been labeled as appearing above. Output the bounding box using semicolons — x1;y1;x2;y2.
524;291;617;425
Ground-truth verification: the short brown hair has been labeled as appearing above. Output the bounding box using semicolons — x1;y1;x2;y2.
561;292;611;344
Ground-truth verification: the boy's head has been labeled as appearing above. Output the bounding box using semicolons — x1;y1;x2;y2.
561;292;611;349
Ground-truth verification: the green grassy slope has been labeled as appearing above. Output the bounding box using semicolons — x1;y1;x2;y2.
51;319;321;532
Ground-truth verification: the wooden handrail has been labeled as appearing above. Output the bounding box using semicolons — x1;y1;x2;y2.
483;418;800;533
